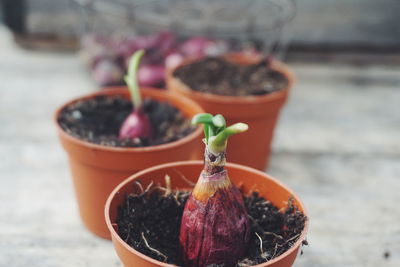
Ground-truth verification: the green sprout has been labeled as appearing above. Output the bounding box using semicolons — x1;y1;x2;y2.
124;49;145;110
192;113;248;154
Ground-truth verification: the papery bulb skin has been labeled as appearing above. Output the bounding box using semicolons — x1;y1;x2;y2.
137;65;165;87
180;37;209;58
180;150;250;267
119;110;153;139
165;51;184;69
92;59;124;86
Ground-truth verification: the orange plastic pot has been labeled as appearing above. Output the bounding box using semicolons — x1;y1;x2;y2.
105;161;309;267
54;87;204;239
166;54;295;170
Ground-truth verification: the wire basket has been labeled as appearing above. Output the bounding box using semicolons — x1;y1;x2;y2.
73;0;296;57
72;0;296;87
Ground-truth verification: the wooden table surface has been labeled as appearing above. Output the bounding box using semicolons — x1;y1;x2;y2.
0;26;399;267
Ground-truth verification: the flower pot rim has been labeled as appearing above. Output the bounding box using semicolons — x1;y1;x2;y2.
105;160;309;267
54;87;203;153
167;53;295;105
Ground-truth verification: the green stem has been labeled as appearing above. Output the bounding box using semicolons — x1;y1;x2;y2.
124;50;145;110
208;124;216;137
203;124;210;142
208;123;248;154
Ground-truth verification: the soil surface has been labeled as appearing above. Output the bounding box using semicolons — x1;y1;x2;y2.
173;57;289;96
58;95;194;147
117;184;307;266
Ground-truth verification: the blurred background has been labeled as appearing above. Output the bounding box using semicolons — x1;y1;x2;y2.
2;0;399;86
0;0;399;266
2;1;400;52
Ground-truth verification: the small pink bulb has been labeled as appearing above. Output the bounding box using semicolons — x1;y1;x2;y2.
119;110;153;140
180;37;209;58
137;65;165;87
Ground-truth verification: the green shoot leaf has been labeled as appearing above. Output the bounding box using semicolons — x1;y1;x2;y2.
192;113;213;125
192;113;214;143
192;113;246;147
209;123;248;154
212;114;226;133
125;50;145;109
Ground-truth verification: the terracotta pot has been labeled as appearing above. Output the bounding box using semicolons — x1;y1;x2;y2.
54;87;204;239
166;54;295;170
105;161;309;267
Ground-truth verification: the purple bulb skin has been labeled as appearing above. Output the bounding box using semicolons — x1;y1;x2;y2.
119;110;153;140
137;65;165;87
180;182;250;267
180;37;209;58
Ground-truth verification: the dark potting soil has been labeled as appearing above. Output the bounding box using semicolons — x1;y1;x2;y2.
58;95;194;147
173;57;289;96
117;185;307;266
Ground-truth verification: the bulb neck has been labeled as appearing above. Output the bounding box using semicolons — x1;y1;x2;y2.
203;146;226;176
192;146;230;202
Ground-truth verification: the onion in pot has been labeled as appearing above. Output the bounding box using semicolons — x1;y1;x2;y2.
119;50;154;140
180;114;250;267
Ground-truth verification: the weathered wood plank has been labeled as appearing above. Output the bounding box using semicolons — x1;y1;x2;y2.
0;26;399;267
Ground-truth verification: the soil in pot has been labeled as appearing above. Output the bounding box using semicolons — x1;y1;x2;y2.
116;182;307;267
57;95;194;147
172;57;289;96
